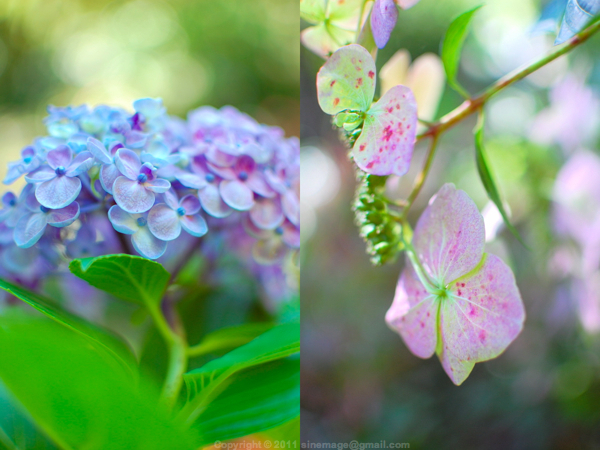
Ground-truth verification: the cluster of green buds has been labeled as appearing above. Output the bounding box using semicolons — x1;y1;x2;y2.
334;111;364;147
353;172;404;266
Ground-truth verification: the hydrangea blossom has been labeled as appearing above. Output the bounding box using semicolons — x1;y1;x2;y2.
386;184;525;385
0;98;299;309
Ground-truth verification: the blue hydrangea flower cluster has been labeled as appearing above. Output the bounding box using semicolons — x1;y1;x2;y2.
0;99;299;298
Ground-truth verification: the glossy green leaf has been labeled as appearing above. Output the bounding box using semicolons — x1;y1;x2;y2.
441;5;482;98
262;417;300;441
193;358;300;445
69;254;170;307
474;112;526;245
188;323;275;357
0;310;198;450
0;278;137;379
180;323;300;427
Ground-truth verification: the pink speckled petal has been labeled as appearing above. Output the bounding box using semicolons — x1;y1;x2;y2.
437;344;475;386
412;183;485;285
147;204;181;241
108;205;137;234
113;176;155;214
441;253;525;362
14;213;47;248
24;166;56;183
250;197;284;230
180;194;201;215
353;85;418;176
317;44;376;115
36;176;81;209
115;149;141;180
371;0;398;49
100;164;120;194
180;214;208;237
46;146;72;170
145;178;170;194
220;179;254;211
385;262;438;358
47;201;80;227
131;225;167;260
198;183;232;218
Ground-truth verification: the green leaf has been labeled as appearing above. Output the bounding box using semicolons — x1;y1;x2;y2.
188;323;275;357
474;111;526;246
69;254;170;307
0;278;137;380
262;417;300;441
179;323;300;428
441;5;482;98
193;358;300;445
0;310;198;450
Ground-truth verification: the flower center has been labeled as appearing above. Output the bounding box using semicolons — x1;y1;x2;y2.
55;166;66;176
40;206;50;213
176;207;186;217
137;173;148;183
238;171;248;181
136;217;147;227
275;226;284;235
205;173;215;183
8;199;16;207
23;157;32;164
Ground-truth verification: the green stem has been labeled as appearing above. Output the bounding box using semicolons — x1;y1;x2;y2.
417;19;600;142
148;304;188;408
401;133;440;217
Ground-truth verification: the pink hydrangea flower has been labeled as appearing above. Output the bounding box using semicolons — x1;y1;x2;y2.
385;183;525;385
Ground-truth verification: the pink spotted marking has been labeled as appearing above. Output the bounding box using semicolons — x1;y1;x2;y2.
368;71;375;79
333;98;340;106
359;144;366;152
330;80;336;87
381;125;393;142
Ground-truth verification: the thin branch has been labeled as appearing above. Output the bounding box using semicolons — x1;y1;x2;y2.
402;133;441;218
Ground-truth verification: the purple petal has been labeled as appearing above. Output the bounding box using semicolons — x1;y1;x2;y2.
125;131;147;148
206;163;236;180
250;197;284;230
385;261;438;359
115;149;141;180
205;145;237;167
234;154;256;175
140;162;157;180
281;190;300;226
147;204;181;241
145;178;170;194
46;145;72;170
100;164;120;194
131;226;167;259
180;214;208;237
2;192;16;208
113;177;155;213
198;184;232;218
163;189;180;210
281;222;300;248
179;195;201;215
246;172;276;198
14;213;48;248
108;205;137;234
87;137;112;164
66;151;94;176
412;183;485;285
25;166;56;183
371;0;398;49
175;172;207;189
220;179;254;211
36;176;81;209
47;202;80;227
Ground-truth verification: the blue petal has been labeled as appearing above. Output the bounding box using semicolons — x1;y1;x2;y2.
147;204;181;241
108;205;138;234
131;226;167;259
14;213;48;248
113;176;155;213
36;176;82;209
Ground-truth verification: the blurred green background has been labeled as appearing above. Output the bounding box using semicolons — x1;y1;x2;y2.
0;0;300;188
301;0;600;448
